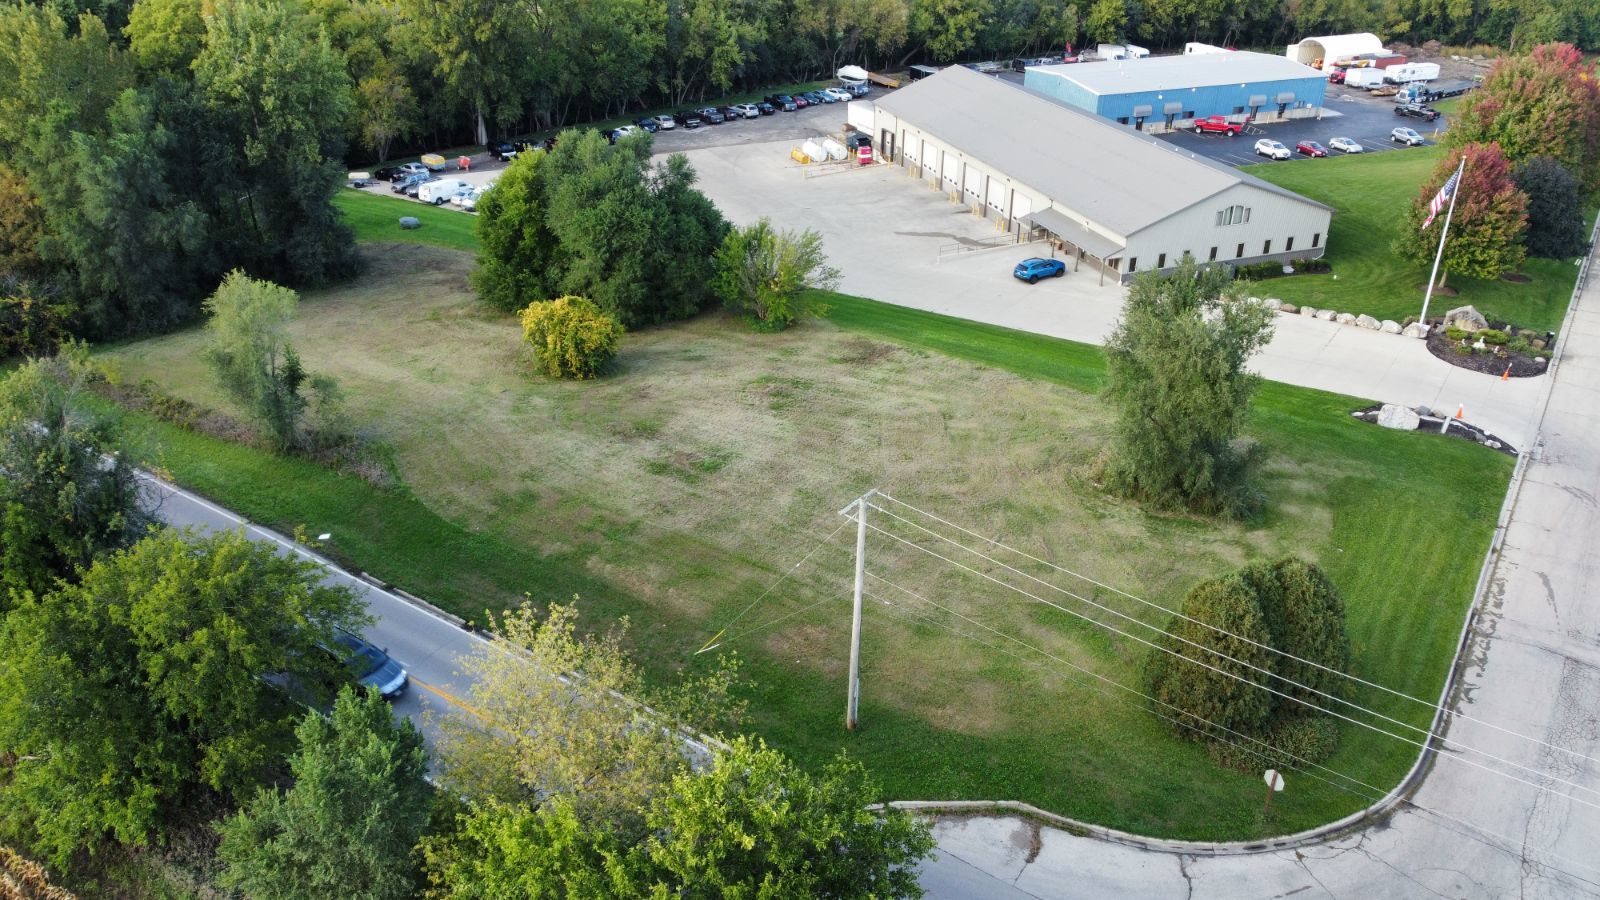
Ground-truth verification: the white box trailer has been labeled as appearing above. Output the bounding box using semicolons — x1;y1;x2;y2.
846;99;875;135
1384;62;1439;83
1344;67;1388;88
417;179;465;205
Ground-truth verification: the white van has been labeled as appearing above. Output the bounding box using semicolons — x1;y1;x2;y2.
417;179;465;205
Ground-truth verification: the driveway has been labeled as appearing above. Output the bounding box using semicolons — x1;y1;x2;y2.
682;139;1547;447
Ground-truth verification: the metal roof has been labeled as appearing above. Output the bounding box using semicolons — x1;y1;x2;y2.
1022;208;1125;259
872;65;1331;236
1029;51;1325;96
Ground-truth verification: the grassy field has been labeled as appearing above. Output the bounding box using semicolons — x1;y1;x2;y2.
1244;147;1582;333
333;190;479;253
102;233;1511;841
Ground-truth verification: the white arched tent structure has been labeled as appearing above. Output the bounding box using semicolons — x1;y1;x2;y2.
1285;33;1383;68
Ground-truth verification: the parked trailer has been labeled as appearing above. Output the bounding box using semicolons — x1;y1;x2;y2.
1344;67;1388;88
1384;62;1440;83
1404;79;1477;102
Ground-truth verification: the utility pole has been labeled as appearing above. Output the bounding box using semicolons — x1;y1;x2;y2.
840;489;876;731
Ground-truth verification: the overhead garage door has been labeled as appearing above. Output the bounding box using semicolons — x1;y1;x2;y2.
904;133;918;164
963;164;983;201
1012;192;1032;220
985;177;1006;216
942;152;960;190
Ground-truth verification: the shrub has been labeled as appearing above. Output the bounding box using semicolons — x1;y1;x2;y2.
519;296;623;380
1507;337;1530;354
713;219;839;332
1208;716;1341;773
1233;261;1284;281
1444;326;1470;341
1477;328;1509;345
1288;258;1331;274
0;292;74;359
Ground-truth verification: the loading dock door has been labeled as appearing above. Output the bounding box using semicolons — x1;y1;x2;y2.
963;165;983;204
1012;193;1032;220
985;176;1005;217
942;152;960;191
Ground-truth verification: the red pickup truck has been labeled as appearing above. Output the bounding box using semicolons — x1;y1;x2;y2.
1192;115;1244;136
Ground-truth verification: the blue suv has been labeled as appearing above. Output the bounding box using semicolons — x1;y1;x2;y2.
1013;257;1066;283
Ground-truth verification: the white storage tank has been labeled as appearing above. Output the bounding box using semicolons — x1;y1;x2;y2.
820;138;846;161
801;139;824;162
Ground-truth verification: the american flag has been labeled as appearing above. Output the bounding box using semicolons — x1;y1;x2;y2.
1422;165;1462;230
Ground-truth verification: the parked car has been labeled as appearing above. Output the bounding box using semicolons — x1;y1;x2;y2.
331;631;408;700
1394;103;1440;121
792;94;810;108
772;95;798;111
373;165;401;182
1253;139;1291;160
1391;127;1425;146
393;173;431;194
717;105;742;121
461;183;493;211
823;87;853;102
673;111;703;128
1295;140;1328;158
696;106;725;124
1192;115;1242;136
844;82;869;96
1328;136;1364;153
756;101;776;115
1013;257;1066;283
730;102;760;118
418;178;465;204
393;162;429;181
805;90;834;104
1327;67;1346;83
487;141;519;160
636;117;660;132
651;114;676;130
612;124;639;139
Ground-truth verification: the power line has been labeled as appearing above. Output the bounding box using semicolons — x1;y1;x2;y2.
695;518;852;655
873;489;1600;771
859;518;1600;813
861;574;1600;889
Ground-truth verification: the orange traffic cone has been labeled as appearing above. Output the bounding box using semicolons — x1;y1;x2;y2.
1455;404;1465;419
1502;363;1512;381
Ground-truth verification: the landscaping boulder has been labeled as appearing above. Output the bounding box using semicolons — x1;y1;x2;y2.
1315;309;1337;321
1532;338;1548;350
1356;314;1381;330
399;216;421;230
1300;305;1318;317
1377;404;1421;431
1444;305;1488;332
1262;297;1283;310
1336;312;1356;325
1380;320;1403;334
1402;322;1430;339
1279;303;1298;315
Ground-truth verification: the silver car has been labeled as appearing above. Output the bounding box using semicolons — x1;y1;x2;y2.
1328;136;1364;153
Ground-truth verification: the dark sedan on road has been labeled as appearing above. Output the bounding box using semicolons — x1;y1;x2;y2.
332;631;408;699
1013;257;1066;283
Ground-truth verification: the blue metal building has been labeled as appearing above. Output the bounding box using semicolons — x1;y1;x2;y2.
1022;51;1328;131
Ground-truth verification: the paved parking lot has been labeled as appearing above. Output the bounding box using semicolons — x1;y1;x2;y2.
1156;82;1449;167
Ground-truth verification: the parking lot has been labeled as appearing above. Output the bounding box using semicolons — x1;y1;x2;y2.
1156;82;1450;167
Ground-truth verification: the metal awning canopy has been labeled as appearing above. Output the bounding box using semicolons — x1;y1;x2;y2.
1023;207;1126;259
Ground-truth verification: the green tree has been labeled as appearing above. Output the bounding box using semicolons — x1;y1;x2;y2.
218;687;432;900
1146;573;1276;740
520;295;624;379
122;0;205;74
1101;256;1274;518
1449;43;1600;192
420;797;641;899
434;600;742;837
0;345;146;603
641;736;936;898
0;528;366;863
713;218;841;331
1513;156;1588;259
394;0;532;143
1083;0;1127;42
907;0;991;62
355;69;418;162
1266;558;1349;715
1395;143;1527;286
194;0;358;286
0;164;48;278
473;148;565;313
204;270;340;452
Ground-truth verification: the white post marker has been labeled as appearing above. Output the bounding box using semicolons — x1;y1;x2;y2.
1263;768;1285;814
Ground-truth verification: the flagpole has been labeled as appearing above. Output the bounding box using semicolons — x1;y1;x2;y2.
1419;157;1467;326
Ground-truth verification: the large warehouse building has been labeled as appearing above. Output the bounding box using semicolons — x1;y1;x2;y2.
1022;51;1329;131
866;65;1333;283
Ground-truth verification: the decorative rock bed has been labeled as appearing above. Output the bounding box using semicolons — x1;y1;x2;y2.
1248;296;1421;339
1352;403;1518;456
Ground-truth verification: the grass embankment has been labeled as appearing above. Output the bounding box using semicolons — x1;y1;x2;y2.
1244;147;1582;333
104;204;1510;840
333;191;479;253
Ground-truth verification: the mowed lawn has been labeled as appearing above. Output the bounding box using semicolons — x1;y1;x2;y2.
98;202;1511;841
1243;147;1581;333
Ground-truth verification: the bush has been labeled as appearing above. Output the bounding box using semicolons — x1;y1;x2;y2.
1233;261;1285;281
0;292;74;359
1507;337;1531;354
1288;257;1331;274
1208;716;1341;773
519;296;623;380
1444;326;1470;341
1477;328;1509;345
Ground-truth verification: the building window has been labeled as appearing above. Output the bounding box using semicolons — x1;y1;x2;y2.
1184;110;1194;119
1217;205;1252;227
1312;232;1321;248
1286;236;1295;252
1233;106;1245;114
1117;116;1128;125
1236;243;1245;258
1263;240;1272;255
1158;253;1167;268
1128;257;1138;272
1209;246;1218;261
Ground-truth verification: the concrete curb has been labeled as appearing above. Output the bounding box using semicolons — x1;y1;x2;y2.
889;220;1600;856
